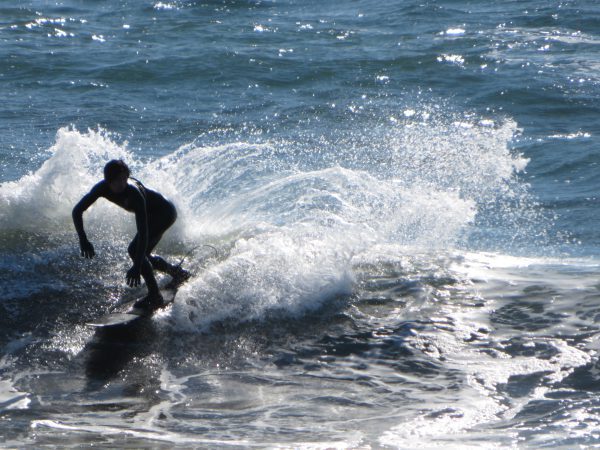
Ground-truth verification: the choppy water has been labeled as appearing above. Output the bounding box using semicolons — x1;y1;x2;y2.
2;0;600;448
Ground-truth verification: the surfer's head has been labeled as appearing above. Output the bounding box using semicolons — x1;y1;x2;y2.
104;159;130;193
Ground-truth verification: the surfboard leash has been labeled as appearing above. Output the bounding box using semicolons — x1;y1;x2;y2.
174;244;219;269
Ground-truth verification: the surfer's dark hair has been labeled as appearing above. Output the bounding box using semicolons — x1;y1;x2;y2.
103;159;130;181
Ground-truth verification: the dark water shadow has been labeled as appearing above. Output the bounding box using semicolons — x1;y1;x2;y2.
82;319;157;389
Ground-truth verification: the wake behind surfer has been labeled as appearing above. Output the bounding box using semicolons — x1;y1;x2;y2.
72;159;189;308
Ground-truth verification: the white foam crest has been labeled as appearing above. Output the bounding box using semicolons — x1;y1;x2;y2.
149;117;521;329
0;354;31;411
30;419;253;447
170;223;356;331
141;141;289;241
385;118;527;202
148;140;479;246
164;159;476;330
0;127;133;233
0;375;30;411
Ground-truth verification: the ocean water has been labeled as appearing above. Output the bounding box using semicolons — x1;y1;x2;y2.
1;0;600;447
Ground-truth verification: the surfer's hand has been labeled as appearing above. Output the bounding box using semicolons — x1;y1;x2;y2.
80;239;95;259
126;266;141;287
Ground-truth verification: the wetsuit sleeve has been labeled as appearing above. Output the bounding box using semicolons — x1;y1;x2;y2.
72;182;104;242
129;186;149;269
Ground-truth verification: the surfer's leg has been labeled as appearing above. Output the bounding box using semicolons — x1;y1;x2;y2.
146;241;181;277
139;259;161;299
144;230;175;274
145;203;188;281
148;254;174;273
147;243;190;287
128;236;160;296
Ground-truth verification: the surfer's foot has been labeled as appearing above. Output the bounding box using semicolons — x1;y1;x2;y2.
134;292;164;309
165;266;190;290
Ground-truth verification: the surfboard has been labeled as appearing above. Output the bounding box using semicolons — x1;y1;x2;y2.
87;286;178;328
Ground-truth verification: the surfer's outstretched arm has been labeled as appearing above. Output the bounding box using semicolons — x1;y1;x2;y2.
72;183;102;258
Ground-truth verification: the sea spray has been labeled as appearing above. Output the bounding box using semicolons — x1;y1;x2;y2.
0;109;536;328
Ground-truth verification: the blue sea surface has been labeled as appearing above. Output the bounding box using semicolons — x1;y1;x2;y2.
2;0;600;447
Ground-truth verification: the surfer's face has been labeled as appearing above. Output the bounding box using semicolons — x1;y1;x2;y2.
107;173;128;193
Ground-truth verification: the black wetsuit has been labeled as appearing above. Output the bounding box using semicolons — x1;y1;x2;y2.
72;178;177;295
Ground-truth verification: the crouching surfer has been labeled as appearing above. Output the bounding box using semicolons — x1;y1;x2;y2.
72;159;189;308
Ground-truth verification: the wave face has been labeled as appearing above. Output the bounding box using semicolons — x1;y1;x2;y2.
1;113;532;329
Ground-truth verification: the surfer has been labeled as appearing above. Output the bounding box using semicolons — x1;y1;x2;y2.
72;159;189;308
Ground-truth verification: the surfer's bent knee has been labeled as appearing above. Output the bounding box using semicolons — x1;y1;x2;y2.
156;201;177;233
